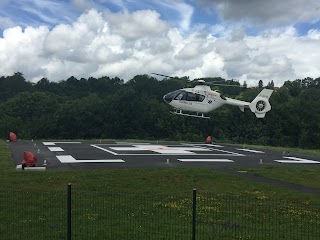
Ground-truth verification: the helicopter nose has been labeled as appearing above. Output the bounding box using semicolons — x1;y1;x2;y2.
163;90;182;103
163;93;173;103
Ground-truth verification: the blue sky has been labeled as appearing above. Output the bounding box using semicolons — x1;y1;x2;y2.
1;0;319;35
1;0;320;86
0;0;217;34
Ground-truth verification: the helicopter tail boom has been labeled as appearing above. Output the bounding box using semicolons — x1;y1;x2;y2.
249;89;273;118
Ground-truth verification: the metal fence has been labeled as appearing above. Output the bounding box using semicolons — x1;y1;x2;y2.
1;185;320;240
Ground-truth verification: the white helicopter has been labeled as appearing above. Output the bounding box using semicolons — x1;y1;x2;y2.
153;73;273;119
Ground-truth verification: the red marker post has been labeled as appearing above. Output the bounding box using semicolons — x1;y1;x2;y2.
9;132;17;142
22;151;38;170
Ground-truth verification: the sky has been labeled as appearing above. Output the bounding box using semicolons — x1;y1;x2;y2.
0;0;320;87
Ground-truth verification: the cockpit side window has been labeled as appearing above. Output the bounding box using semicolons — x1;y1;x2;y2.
198;95;205;102
174;91;187;100
187;92;197;101
186;92;205;102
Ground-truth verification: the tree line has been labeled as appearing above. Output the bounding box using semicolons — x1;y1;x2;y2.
0;72;319;149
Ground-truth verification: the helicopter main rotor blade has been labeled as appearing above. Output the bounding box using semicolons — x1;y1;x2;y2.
151;73;175;78
194;78;223;83
208;83;242;87
151;73;241;87
193;80;224;84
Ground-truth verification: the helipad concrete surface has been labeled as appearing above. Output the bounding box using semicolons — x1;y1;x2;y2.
8;140;320;170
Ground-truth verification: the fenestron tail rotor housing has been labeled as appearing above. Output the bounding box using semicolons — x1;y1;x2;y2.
256;100;266;112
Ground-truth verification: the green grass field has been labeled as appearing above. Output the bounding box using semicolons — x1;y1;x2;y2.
1;140;320;239
242;166;320;189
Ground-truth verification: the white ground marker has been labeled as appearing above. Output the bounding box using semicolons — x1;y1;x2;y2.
48;147;64;152
116;142;150;145
275;157;320;164
56;155;125;163
236;149;265;153
178;159;234;162
192;144;224;148
43;142;81;146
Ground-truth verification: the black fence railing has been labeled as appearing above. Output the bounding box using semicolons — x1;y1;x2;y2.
1;185;320;239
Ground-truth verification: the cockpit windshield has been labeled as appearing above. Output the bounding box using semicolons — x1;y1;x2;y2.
163;90;182;103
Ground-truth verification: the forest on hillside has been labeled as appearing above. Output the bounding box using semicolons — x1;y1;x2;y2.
0;72;319;149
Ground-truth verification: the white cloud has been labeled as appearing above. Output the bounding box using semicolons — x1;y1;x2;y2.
104;9;168;39
174;1;194;31
308;29;320;39
245;26;320;85
196;0;320;25
0;9;320;86
0;25;49;78
0;0;79;31
20;5;60;25
154;0;194;31
71;0;96;10
0;16;14;29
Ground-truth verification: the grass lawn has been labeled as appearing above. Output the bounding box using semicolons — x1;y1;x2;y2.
230;143;320;189
1;140;320;239
240;166;320;189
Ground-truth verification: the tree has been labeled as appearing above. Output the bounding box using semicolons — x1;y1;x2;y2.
1;73;320;149
0;72;32;101
284;80;302;97
0;92;60;138
266;80;274;89
242;81;248;90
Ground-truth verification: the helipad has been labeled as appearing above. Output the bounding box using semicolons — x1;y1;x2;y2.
8;140;320;170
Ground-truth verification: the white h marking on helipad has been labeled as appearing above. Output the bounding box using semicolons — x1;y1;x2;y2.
92;144;244;156
110;145;196;154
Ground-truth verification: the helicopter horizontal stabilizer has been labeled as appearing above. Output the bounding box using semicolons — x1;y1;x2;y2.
249;89;273;118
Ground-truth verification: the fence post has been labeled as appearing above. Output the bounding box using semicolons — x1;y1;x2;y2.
192;188;196;240
67;183;72;240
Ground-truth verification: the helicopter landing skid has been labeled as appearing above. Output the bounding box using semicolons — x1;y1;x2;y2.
171;110;210;119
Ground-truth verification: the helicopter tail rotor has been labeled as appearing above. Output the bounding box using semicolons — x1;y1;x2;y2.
249;89;273;118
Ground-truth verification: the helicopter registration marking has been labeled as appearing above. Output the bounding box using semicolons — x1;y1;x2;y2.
259;94;269;99
179;100;192;105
